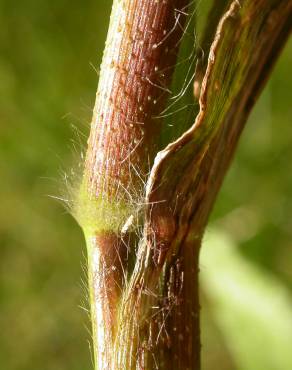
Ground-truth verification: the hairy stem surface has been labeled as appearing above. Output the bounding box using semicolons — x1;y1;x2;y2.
77;0;190;368
76;0;292;369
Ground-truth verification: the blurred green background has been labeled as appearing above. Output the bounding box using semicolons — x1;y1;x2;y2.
0;1;291;369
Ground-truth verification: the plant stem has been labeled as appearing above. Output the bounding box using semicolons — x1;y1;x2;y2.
78;0;190;368
84;0;189;199
76;0;292;369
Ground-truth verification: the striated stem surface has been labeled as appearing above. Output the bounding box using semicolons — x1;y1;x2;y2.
78;0;190;368
76;0;292;369
84;0;189;199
